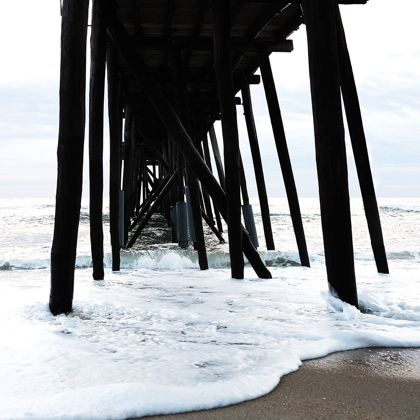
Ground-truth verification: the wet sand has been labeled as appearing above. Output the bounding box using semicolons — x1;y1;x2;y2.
140;348;420;420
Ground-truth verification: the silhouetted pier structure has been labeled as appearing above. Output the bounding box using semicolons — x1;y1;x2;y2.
50;0;388;315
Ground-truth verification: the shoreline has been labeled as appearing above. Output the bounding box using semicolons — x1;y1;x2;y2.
140;347;420;420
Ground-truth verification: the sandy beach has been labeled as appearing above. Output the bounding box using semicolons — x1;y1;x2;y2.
141;348;420;420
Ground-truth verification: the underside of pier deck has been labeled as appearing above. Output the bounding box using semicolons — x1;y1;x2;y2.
51;0;387;316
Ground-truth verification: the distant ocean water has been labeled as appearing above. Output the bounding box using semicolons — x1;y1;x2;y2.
1;197;419;271
1;197;419;419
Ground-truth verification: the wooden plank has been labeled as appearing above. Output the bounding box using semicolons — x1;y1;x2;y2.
50;0;89;316
124;73;261;86
163;0;176;37
272;13;304;41
138;37;293;53
231;1;296;73
183;0;212;69
245;1;290;41
301;0;358;307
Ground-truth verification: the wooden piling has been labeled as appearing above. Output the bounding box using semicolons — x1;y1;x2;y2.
122;104;134;246
107;11;271;279
241;83;275;250
135;155;142;215
212;0;244;279
177;201;189;248
132;120;142;216
335;7;389;274
162;133;170;223
88;0;106;280
50;0;89;315
172;49;208;269
258;50;310;267
301;0;358;307
107;43;122;271
240;156;259;248
167;132;176;224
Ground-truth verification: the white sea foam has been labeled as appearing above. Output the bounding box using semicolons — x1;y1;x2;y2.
0;264;420;420
0;198;420;419
0;250;312;271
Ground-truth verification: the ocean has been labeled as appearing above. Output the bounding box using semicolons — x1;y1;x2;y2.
1;197;419;419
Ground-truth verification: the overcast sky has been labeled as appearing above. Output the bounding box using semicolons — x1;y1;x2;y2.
0;0;419;198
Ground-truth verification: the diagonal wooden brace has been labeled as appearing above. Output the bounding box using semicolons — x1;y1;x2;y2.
107;10;271;279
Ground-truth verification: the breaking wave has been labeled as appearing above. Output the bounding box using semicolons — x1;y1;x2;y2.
0;249;310;272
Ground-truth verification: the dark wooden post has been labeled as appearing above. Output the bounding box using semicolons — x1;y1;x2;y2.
258;50;310;267
143;155;149;201
122;104;133;246
241;83;275;250
167;133;176;211
335;8;389;274
50;0;89;315
213;0;244;279
123;104;141;245
88;0;106;280
162;133;170;222
301;0;358;307
107;43;122;271
131;117;142;217
106;11;271;279
135;151;142;215
171;49;208;269
240;155;259;248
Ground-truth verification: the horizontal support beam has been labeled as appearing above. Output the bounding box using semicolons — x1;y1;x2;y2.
189;96;242;105
292;0;368;3
138;37;293;53
224;0;367;3
125;74;260;87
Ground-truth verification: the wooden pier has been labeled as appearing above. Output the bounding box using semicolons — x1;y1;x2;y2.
50;0;388;315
